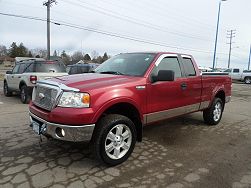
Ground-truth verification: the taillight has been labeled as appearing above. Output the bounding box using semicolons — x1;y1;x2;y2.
30;75;37;84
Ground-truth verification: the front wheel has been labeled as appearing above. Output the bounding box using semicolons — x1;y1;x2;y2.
20;85;31;104
244;77;251;84
203;98;224;125
92;114;136;166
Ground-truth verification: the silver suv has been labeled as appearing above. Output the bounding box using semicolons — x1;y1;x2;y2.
3;59;68;103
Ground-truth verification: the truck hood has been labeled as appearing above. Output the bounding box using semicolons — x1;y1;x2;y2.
50;73;143;91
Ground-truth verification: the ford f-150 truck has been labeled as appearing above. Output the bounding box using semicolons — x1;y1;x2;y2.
29;52;231;165
224;68;251;84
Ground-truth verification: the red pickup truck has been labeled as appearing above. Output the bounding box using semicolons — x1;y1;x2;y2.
29;52;231;165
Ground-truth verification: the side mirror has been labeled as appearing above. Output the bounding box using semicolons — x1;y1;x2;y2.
6;70;12;74
153;70;175;82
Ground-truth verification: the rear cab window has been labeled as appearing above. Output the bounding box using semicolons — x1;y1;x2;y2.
12;64;20;74
233;69;240;73
34;61;66;73
182;57;196;77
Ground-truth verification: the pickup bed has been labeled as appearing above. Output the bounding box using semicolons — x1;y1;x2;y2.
29;52;232;165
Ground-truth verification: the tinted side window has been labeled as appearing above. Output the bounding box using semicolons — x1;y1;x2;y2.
25;63;35;72
80;66;90;73
35;61;66;72
12;65;20;74
152;57;182;78
18;64;27;73
182;58;196;76
233;69;239;73
69;66;79;74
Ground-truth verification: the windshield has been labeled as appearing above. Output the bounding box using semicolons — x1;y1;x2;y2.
95;53;156;76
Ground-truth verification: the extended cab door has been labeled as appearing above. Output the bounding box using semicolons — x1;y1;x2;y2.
180;55;202;112
146;54;189;124
12;63;27;90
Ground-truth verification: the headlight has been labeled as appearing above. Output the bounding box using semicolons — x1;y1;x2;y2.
58;92;90;108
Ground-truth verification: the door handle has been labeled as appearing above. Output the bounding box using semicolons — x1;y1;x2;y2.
18;76;21;78
181;83;187;90
11;76;14;78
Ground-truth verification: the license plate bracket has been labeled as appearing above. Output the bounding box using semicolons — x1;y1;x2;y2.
32;120;41;135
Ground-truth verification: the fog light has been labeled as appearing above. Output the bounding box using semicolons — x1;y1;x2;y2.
55;127;66;138
61;129;65;137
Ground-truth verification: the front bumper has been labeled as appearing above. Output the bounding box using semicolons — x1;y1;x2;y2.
29;112;95;142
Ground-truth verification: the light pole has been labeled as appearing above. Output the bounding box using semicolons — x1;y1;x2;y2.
248;44;251;70
212;0;227;69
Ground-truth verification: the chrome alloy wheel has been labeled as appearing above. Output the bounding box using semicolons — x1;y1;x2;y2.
245;78;251;84
105;124;132;160
213;102;222;122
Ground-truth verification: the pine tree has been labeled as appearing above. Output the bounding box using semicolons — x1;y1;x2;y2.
83;54;91;62
102;52;109;62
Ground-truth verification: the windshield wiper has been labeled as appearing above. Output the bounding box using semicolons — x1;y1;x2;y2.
99;71;124;75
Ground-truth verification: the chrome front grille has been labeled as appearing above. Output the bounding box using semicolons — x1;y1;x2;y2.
33;85;59;111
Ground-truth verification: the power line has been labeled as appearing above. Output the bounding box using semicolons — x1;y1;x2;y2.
248;44;251;70
0;12;231;55
60;0;216;42
100;0;218;31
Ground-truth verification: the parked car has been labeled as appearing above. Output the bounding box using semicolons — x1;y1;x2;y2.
3;59;68;103
224;68;251;84
67;63;99;75
29;52;231;165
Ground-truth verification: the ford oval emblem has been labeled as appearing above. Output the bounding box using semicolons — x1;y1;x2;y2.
39;93;45;99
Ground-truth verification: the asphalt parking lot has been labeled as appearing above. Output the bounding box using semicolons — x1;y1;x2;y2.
0;82;251;188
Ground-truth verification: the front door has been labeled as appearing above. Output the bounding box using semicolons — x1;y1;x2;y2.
7;64;20;89
146;54;188;124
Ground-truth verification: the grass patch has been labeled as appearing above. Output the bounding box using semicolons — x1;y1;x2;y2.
0;74;4;81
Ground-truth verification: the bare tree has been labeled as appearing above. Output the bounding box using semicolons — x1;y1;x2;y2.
91;50;99;59
31;48;47;59
71;51;84;62
0;45;7;56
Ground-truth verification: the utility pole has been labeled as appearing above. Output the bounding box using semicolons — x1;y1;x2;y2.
43;0;56;60
248;44;251;70
226;29;236;68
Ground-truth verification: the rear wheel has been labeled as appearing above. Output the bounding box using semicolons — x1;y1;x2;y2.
203;98;224;125
244;77;251;84
20;85;31;104
92;114;136;166
3;81;12;97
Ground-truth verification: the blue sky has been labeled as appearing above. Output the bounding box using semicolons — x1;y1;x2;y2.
0;0;250;69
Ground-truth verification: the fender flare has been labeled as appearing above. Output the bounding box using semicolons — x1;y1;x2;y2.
91;97;143;124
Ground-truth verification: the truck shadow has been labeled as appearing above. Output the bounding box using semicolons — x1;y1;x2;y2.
34;113;206;165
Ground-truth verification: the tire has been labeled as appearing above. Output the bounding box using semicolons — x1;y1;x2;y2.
3;81;12;97
244;77;251;84
92;114;137;166
20;85;31;104
203;98;224;125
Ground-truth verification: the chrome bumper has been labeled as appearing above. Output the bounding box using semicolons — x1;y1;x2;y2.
29;112;95;142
